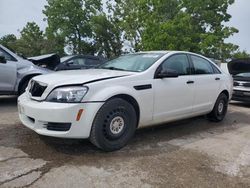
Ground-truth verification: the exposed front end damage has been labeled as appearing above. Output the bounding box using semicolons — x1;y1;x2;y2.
228;58;250;102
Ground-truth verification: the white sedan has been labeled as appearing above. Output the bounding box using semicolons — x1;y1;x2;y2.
18;51;233;151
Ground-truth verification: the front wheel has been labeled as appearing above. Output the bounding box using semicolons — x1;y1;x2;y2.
208;93;228;122
90;98;137;151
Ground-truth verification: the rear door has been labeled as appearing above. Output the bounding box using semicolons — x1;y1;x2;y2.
0;47;17;92
189;55;222;113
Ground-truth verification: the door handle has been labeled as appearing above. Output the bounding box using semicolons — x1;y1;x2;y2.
215;77;220;81
186;80;194;84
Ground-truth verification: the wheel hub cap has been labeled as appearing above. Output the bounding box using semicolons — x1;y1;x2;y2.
110;116;125;135
218;101;224;114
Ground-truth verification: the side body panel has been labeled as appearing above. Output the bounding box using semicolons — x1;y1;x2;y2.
0;60;17;92
0;45;51;94
83;75;155;127
152;75;195;124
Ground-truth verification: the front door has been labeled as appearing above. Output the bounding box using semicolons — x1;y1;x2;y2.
153;54;195;123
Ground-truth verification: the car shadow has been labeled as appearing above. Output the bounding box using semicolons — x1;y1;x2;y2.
7;102;248;166
0;95;17;105
230;101;250;108
27;111;245;159
0;96;17;113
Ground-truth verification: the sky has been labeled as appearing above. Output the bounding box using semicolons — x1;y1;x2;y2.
0;0;249;53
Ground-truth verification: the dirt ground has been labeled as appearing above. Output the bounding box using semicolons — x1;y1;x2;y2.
0;95;250;188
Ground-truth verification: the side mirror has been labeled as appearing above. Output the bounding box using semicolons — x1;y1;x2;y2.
0;56;7;64
156;69;179;79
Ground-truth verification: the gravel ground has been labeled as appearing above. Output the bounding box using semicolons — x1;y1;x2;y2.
0;95;250;188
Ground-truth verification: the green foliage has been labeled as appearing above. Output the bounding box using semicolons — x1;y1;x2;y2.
233;50;250;59
110;0;239;60
0;23;47;57
182;0;239;60
108;0;180;51
0;34;17;51
43;0;123;58
0;0;246;60
43;0;101;54
91;14;123;58
0;22;65;57
16;22;45;57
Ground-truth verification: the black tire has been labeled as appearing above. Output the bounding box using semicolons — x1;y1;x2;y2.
208;93;228;122
90;98;137;152
19;79;30;95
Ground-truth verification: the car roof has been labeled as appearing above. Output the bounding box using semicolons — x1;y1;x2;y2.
134;50;199;55
62;54;101;59
137;51;169;54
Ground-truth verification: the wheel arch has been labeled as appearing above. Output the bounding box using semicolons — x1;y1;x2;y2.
220;89;229;99
107;94;140;127
18;74;40;94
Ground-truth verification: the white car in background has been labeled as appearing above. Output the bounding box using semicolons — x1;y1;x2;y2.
18;51;233;151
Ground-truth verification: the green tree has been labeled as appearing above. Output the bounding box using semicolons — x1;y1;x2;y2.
15;22;45;57
0;34;17;51
91;14;123;58
232;50;250;59
43;0;123;57
182;0;239;60
44;28;65;56
109;0;239;60
108;0;180;51
43;0;102;54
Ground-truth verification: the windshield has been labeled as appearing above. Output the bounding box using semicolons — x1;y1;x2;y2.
235;72;250;77
98;53;165;72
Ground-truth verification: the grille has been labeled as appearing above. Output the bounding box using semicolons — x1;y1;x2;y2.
29;81;47;97
46;122;71;132
234;81;250;87
234;82;239;86
243;82;250;87
233;90;244;96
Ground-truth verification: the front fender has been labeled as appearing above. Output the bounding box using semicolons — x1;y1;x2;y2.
86;86;139;102
15;65;51;92
84;85;154;127
17;65;51;77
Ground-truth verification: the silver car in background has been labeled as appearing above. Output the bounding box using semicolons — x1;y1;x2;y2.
0;44;50;95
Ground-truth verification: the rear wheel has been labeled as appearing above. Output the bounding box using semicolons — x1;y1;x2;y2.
208;93;228;122
90;98;137;151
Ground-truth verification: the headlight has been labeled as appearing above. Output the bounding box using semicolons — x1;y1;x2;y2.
46;86;88;103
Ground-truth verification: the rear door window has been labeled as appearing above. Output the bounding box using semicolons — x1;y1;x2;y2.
191;55;214;74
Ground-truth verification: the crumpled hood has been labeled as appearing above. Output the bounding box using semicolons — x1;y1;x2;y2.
28;53;60;70
228;58;250;75
33;69;133;86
